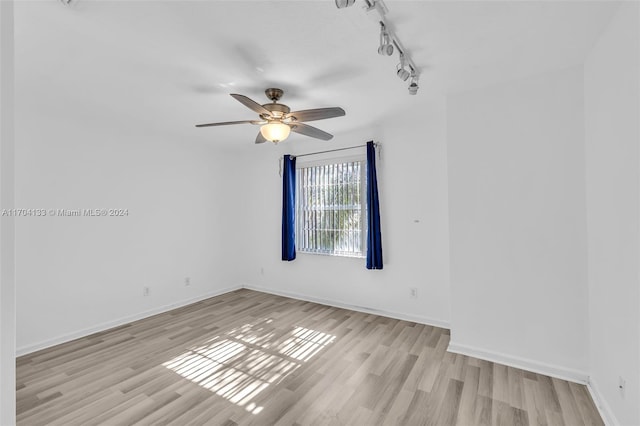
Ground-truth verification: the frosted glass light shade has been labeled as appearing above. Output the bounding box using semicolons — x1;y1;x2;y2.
260;122;291;143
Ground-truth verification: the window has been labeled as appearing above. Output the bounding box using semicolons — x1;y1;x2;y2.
296;159;366;257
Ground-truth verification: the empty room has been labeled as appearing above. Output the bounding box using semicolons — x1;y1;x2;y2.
1;0;639;425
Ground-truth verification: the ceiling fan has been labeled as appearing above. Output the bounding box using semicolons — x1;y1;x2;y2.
195;88;346;144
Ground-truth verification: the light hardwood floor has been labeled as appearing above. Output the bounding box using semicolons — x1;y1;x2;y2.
17;289;603;425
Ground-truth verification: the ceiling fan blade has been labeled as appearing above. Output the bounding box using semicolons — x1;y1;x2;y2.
195;120;262;128
255;131;267;144
289;122;333;141
285;107;345;123
230;94;272;117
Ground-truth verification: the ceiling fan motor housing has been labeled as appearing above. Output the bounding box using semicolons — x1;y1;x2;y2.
261;88;290;119
261;102;290;119
265;88;284;102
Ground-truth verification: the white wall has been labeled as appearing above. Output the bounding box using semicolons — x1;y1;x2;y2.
0;1;16;423
237;96;451;327
12;53;245;355
447;66;590;381
14;107;239;353
12;0;246;355
584;3;640;425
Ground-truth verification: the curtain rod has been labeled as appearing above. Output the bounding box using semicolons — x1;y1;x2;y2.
291;142;378;159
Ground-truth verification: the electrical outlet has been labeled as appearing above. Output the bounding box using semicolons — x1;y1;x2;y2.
619;376;626;398
185;277;190;286
260;267;264;276
143;286;150;296
410;287;418;299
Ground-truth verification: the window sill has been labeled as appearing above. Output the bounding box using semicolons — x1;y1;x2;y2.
297;250;365;259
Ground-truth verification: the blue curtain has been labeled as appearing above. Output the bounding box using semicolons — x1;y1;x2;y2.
282;155;296;261
366;141;383;269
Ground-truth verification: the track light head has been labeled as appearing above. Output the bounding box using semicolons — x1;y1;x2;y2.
408;72;419;95
378;44;394;56
397;69;410;81
378;25;394;56
396;54;410;81
335;0;356;8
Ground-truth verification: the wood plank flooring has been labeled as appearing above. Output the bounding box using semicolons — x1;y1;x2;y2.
17;289;603;425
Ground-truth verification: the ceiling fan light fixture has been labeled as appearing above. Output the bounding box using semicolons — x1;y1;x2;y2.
260;121;291;143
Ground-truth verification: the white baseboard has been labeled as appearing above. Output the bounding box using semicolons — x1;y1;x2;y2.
16;285;242;357
447;340;589;385
242;283;451;329
587;378;619;426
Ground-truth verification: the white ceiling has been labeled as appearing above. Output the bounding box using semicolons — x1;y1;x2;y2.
15;1;619;148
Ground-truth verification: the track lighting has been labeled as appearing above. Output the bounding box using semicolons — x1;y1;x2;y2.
396;54;410;81
337;0;421;95
335;0;356;8
378;24;394;56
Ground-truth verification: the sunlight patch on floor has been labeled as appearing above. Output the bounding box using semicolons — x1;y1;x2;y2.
279;326;336;362
163;320;335;414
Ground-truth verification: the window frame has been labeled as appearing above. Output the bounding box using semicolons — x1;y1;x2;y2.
295;155;367;258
